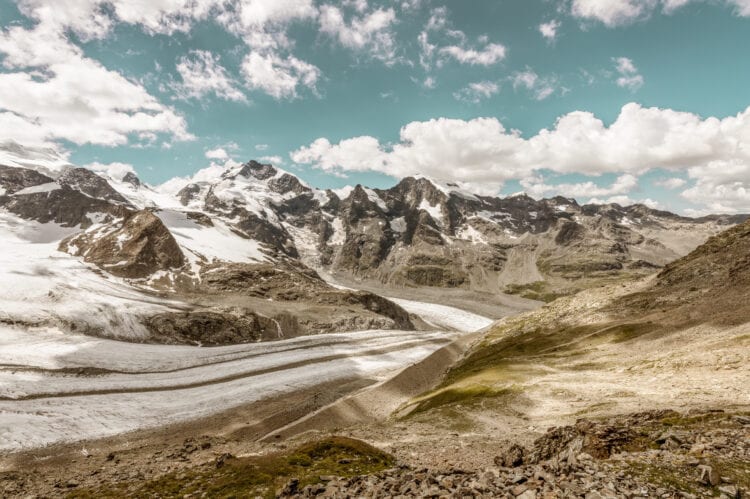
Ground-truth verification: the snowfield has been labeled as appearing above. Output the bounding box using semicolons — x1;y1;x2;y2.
388;298;493;333
0;326;470;451
0;212;181;341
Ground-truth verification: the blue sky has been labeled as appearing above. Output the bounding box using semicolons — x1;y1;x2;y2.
1;0;750;215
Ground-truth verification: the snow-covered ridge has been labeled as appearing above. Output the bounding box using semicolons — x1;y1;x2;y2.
0;141;72;177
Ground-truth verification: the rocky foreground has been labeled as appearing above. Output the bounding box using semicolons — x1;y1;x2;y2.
280;411;748;499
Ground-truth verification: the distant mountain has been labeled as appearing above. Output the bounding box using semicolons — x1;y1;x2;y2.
0;142;746;344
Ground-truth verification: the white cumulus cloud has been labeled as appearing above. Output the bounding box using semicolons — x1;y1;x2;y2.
0;23;192;148
439;42;507;66
291;103;750;212
539;20;561;42
511;69;559;100
241;51;320;99
453;81;500;103
173;50;247;102
613;56;644;91
205;147;229;160
655;177;687;189
570;0;750;27
319;4;400;64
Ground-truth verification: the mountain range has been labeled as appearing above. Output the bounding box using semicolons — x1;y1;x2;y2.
0;142;746;345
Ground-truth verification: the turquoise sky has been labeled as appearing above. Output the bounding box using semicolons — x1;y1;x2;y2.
1;0;750;214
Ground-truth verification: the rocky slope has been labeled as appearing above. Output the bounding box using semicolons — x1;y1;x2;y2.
390;218;750;463
279;411;749;499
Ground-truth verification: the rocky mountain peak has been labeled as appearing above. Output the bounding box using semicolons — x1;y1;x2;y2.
58;167;132;206
122;171;142;187
387;176;447;209
60;209;185;279
234;160;277;180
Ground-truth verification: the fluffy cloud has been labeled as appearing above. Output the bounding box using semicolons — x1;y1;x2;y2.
241;51;320;99
570;0;750;27
319;4;399;64
438;42;507;66
292;103;750;210
682;159;750;212
655;177;687;189
173;50;247;102
15;0;220;39
520;174;638;199
85;161;137;181
259;155;284;164
205;147;229;160
418;6;506;78
539;20;561;42
613;57;644;91
0;23;192;147
511;69;558;100
8;0;325;102
571;0;654;27
453;81;500;103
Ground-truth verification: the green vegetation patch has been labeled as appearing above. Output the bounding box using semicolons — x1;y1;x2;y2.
406;384;520;417
68;437;394;499
504;281;567;303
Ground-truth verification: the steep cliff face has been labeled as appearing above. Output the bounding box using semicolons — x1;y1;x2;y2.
60;210;185;279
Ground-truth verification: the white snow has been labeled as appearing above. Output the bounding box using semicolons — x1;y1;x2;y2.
456;224;487;244
0;186;5;196
418;199;443;224
329;217;346;245
389;216;407;233
311;188;330;206
363;187;388;211
155;209;268;264
0;142;72;177
0;327;460;451
12;182;61;195
412;174;480;202
331;185;354;199
387;298;493;333
284;223;320;267
475;210;511;222
0;210;181;341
